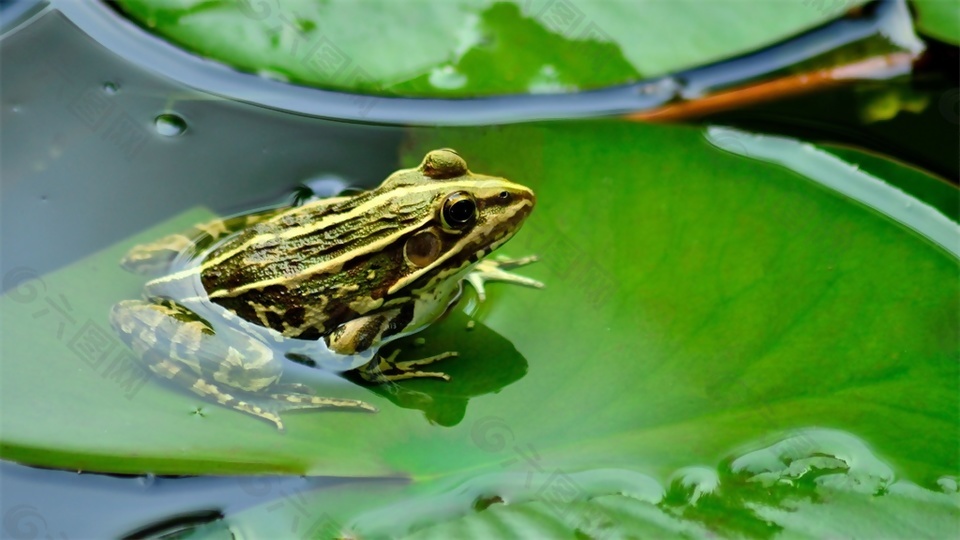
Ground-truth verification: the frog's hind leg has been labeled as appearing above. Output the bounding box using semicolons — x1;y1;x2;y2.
110;299;374;431
121;208;287;275
111;299;290;428
145;355;376;430
146;356;288;430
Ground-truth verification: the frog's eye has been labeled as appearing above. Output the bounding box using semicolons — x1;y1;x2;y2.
441;192;477;230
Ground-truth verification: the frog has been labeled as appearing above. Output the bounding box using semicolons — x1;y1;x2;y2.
110;149;542;430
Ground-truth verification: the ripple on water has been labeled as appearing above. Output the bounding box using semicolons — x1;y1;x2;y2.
340;427;959;538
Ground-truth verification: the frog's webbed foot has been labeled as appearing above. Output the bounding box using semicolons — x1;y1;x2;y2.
357;349;459;383
170;373;375;430
465;255;544;302
181;385;375;431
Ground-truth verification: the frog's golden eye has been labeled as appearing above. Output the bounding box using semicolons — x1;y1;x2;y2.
404;230;442;268
441;192;477;230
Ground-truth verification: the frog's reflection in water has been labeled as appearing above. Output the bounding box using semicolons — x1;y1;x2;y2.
288;309;528;427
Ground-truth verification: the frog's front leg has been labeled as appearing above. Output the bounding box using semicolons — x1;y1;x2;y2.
325;312;457;383
465;255;544;302
110;299;375;430
357;349;459;383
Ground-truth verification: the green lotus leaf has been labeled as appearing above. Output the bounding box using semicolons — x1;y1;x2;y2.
2;122;955;499
112;0;868;96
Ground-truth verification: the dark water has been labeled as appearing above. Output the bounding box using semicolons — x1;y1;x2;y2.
1;0;957;538
0;7;401;281
0;460;403;538
701;37;959;182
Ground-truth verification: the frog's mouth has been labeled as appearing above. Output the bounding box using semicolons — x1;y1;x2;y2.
469;181;536;255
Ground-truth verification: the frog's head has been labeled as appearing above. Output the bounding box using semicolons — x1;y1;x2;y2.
379;149;536;295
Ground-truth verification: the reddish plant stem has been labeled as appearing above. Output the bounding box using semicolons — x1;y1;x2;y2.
626;52;917;123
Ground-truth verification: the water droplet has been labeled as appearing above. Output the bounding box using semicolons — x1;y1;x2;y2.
729;428;894;494
641;76;682;97
428;65;467;90
257;69;289;83
473;495;503;511
10;104;22;113
937;476;958;493
668;466;719;504
40;195;48;201
300;174;352;199
294;19;316;33
103;82;119;95
154;114;187;137
137;473;157;487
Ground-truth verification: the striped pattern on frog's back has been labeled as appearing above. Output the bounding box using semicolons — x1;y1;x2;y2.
144;149;536;342
202;187;435;339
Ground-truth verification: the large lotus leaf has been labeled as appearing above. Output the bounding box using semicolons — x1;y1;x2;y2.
1;121;955;488
112;0;867;96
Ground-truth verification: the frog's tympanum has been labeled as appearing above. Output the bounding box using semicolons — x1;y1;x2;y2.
110;149;541;429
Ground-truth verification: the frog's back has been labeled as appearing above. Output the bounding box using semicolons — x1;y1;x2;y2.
197;190;436;338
